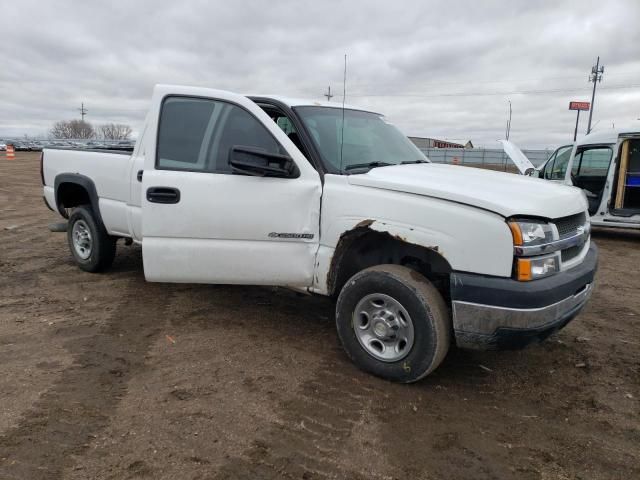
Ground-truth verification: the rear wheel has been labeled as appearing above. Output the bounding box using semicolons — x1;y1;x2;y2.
67;205;116;272
336;264;451;382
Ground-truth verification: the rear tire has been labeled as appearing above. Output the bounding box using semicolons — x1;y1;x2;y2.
67;205;116;272
336;264;451;383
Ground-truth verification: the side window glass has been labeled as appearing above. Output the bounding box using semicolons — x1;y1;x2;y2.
543;154;556;180
550;146;572;180
577;148;612;177
276;116;295;135
157;97;220;171
157;96;283;173
572;147;612;177
571;152;581;177
211;105;282;172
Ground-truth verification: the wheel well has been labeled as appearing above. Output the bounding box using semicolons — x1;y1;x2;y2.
56;182;91;217
328;227;453;301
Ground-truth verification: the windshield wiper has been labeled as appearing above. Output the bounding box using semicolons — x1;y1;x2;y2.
343;161;393;172
400;159;429;164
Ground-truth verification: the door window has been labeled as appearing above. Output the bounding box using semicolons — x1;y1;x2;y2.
157;96;284;173
549;145;573;180
571;147;613;177
542;151;556;179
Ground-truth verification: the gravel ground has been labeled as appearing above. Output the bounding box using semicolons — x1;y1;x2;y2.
1;152;638;479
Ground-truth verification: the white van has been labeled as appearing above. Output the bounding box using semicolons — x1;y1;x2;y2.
532;129;640;229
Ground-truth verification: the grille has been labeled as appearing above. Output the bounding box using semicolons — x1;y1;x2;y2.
561;245;582;263
554;212;586;239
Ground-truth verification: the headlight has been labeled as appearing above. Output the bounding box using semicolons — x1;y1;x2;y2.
508;219;559;281
516;253;560;281
508;220;555;246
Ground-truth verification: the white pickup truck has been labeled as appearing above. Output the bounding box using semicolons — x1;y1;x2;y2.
42;84;597;382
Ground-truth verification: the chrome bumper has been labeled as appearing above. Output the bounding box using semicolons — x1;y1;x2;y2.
454;282;592;336
450;244;598;350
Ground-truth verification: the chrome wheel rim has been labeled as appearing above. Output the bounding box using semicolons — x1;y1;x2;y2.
353;293;414;362
72;219;92;260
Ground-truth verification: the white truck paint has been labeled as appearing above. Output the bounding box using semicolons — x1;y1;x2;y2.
42;84;598;381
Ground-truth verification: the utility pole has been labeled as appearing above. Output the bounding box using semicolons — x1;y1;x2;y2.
324;86;333;101
587;57;604;134
78;102;88;122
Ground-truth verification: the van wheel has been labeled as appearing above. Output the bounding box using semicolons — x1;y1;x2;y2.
336;264;450;383
67;205;116;272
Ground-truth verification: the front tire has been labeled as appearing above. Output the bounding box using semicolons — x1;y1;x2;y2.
67;205;116;272
336;265;451;383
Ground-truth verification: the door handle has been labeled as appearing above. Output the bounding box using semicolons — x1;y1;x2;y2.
146;187;181;204
137;170;143;182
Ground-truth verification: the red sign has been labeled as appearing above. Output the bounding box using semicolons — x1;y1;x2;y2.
569;101;590;111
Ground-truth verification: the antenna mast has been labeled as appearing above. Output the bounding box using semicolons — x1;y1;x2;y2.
339;54;347;171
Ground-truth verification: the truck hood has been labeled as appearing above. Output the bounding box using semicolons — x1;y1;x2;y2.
347;163;587;218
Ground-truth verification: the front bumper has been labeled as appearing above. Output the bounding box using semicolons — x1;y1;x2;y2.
451;243;598;350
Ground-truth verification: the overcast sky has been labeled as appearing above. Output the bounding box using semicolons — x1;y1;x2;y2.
1;0;639;148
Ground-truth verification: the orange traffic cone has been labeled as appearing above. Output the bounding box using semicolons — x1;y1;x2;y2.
6;144;15;160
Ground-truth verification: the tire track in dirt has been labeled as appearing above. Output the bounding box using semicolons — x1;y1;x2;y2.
0;274;171;480
213;358;390;480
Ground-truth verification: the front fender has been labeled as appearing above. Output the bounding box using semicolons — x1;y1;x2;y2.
314;179;515;295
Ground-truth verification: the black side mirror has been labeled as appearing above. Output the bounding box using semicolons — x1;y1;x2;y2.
229;146;299;178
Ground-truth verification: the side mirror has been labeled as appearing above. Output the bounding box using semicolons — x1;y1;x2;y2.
229;146;299;178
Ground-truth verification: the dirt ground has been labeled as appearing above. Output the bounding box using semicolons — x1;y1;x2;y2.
1;152;638;480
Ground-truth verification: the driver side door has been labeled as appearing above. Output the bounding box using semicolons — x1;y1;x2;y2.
141;87;322;287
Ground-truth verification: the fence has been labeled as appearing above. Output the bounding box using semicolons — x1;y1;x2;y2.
419;147;553;171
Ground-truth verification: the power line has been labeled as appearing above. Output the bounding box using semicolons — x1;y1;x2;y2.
336;83;639;98
344;71;639;89
323;86;334;101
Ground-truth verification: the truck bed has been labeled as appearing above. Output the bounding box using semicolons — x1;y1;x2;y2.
42;148;135;237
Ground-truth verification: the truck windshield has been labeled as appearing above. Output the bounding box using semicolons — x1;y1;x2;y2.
294;106;428;173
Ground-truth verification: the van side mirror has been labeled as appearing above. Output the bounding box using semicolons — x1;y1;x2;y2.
229;146;299;178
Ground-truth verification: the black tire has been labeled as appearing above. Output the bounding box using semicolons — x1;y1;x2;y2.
67;205;116;272
336;264;451;383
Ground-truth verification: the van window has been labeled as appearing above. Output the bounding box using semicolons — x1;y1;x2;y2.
549;145;573;180
571;147;612;177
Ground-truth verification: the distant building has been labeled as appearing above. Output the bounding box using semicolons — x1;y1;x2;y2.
409;136;474;149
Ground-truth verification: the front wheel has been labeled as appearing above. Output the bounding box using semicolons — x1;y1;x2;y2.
335;265;451;383
67;205;116;272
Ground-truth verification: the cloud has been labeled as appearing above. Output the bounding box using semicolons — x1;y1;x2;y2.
1;0;638;147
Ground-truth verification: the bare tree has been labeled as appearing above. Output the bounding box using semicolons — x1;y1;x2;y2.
50;120;95;139
99;123;133;140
